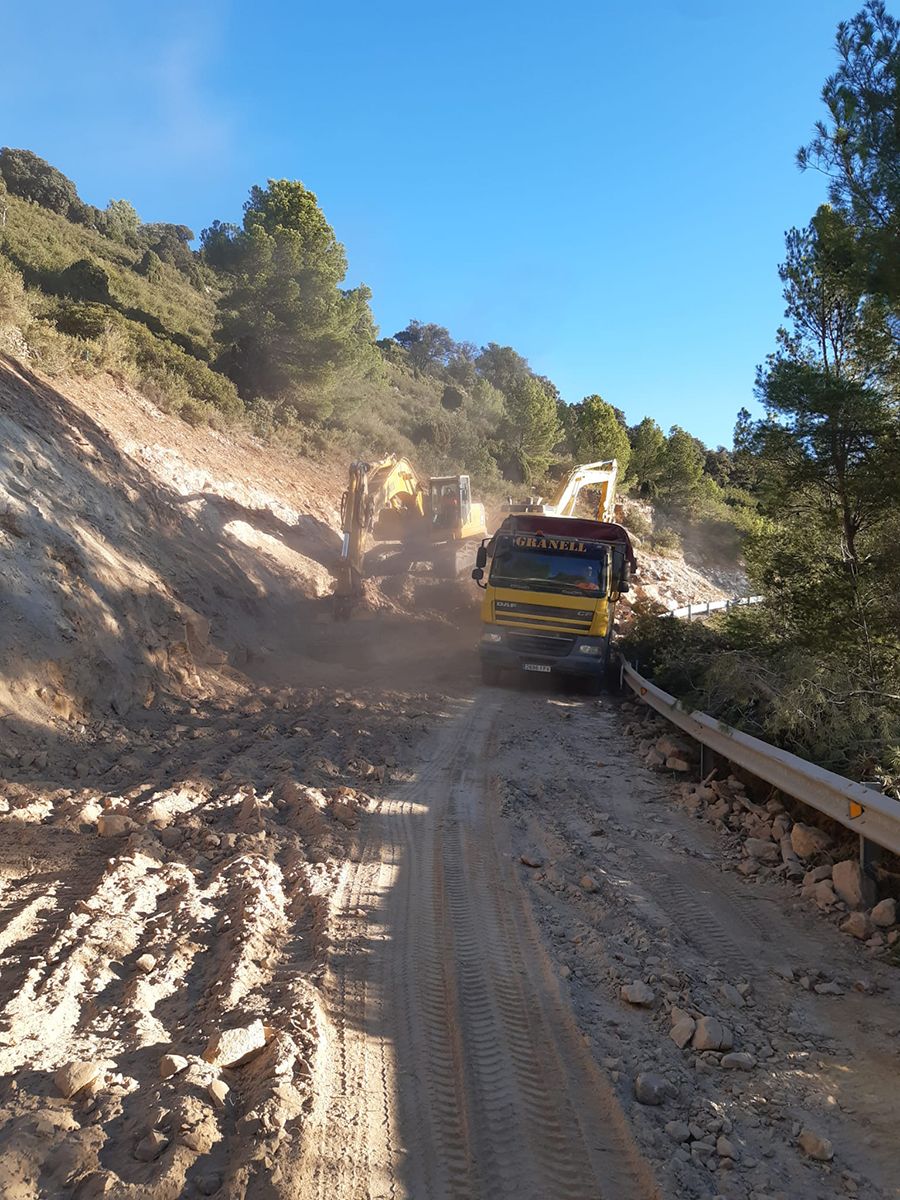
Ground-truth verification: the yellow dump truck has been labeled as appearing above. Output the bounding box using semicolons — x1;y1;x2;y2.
471;513;636;686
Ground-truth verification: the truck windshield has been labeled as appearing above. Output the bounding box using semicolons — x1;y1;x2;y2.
489;547;606;596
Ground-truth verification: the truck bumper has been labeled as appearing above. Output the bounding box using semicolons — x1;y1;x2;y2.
479;633;610;678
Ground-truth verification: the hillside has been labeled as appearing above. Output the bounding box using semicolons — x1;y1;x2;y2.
1;353;737;744
0;357;898;1200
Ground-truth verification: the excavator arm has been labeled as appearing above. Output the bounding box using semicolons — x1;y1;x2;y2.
334;456;424;614
505;460;619;522
547;459;619;520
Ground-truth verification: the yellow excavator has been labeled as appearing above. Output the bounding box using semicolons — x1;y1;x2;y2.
334;455;487;617
505;459;620;522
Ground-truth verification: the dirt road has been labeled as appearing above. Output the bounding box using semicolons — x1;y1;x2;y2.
279;681;899;1200
1;642;898;1200
287;692;657;1200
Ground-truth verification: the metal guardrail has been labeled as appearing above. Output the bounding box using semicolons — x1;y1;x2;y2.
620;659;900;858
661;595;764;620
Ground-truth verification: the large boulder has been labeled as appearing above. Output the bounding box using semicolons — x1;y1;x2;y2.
691;1016;732;1051
840;912;872;940
831;859;876;910
203;1020;270;1068
871;898;897;928
790;822;833;859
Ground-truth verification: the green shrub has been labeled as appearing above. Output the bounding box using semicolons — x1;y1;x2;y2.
0;256;28;326
136;249;163;283
623;506;652;539
0;148;81;217
648;526;682;556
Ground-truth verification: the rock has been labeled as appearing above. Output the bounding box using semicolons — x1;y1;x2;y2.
803;864;833;885
720;983;746;1008
159;1054;188;1079
690;1140;716;1161
831;860;877;910
620;981;655;1006
666;756;691;772
657;735;695;760
716;1135;738;1159
813;879;839;909
520;854;542;868
745;838;780;863
798;1128;834;1161
135;953;156;974
780;833;800;865
208;1079;230;1108
814;980;845;995
791;823;832;859
634;1071;671;1105
721;1052;755;1071
692;1016;732;1051
197;1176;223;1197
134;1130;168;1162
72;1171;115;1198
203;1019;269;1068
670;1017;696;1049
54;1060;101;1098
579;873;599;893
871;898;897;927
665;1120;691;1142
97;813;137;837
840;912;872;940
737;859;759;876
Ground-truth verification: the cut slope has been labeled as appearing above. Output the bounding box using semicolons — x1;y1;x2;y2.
0;355;343;734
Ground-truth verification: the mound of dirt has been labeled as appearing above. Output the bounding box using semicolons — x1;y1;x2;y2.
0;357;347;735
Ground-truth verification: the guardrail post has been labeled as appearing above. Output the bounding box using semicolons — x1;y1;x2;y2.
860;834;880;878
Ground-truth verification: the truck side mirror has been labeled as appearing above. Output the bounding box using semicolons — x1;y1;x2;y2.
619;561;632;593
475;545;487;569
471;567;484;581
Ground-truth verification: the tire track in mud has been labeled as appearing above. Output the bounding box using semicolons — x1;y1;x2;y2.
289;695;659;1200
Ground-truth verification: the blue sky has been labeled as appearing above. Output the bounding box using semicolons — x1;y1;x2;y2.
4;0;854;447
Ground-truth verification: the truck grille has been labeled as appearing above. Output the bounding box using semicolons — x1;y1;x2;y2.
507;632;575;658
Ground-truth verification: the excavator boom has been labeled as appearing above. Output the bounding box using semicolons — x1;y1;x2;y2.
505;459;619;522
334;455;487;617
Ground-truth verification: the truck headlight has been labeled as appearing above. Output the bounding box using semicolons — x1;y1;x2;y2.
483;632;503;643
578;643;600;655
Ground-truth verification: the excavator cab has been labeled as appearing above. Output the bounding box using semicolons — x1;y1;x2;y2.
429;475;470;534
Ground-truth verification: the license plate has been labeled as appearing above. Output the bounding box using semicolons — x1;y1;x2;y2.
523;663;552;673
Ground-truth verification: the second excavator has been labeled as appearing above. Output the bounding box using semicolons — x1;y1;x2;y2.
504;459;620;523
333;455;487;617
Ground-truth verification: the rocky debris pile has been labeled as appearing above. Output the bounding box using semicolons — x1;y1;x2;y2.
0;678;446;1199
621;700;900;957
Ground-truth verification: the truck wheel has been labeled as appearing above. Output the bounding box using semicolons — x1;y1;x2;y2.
481;663;502;686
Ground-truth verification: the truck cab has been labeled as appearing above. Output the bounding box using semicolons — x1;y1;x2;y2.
472;514;635;687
